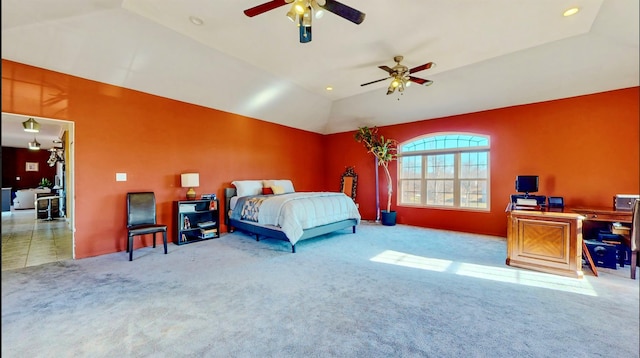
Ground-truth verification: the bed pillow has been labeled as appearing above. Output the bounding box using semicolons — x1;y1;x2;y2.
271;185;285;195
264;179;295;193
263;180;275;188
232;180;263;197
262;187;274;195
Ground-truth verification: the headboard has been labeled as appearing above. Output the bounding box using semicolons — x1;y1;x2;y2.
224;187;237;226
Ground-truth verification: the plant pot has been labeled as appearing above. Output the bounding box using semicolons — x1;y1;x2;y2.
381;210;396;226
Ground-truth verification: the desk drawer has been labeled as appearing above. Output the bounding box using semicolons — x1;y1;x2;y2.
582;212;630;222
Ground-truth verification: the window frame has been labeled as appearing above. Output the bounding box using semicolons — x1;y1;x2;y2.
397;132;491;211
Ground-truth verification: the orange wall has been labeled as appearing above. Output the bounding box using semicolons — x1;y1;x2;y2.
326;88;639;236
2;60;325;258
2;59;639;258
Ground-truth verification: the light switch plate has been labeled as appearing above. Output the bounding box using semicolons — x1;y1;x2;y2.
116;173;127;182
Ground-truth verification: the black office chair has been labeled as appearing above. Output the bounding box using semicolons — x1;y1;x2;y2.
126;192;167;261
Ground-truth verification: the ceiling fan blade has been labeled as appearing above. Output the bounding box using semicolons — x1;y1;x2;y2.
378;65;394;74
361;77;390;87
409;62;435;74
408;76;434;86
299;16;312;43
321;0;366;25
244;0;288;17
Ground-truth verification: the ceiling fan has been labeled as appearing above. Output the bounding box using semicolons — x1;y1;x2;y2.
244;0;365;43
361;56;435;95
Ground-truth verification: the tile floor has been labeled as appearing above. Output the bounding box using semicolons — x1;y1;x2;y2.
1;207;73;271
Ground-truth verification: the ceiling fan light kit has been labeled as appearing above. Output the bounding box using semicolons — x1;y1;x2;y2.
244;0;365;43
310;0;325;18
362;56;435;96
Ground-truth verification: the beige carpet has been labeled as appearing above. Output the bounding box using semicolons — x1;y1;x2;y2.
2;222;639;357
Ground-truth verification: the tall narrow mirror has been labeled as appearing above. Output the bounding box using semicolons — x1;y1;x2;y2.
340;166;357;202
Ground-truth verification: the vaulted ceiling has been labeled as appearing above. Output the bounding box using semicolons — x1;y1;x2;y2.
2;0;638;147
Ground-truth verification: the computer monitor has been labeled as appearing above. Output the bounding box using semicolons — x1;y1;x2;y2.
515;175;538;195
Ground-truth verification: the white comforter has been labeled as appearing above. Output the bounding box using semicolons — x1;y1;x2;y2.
256;192;361;245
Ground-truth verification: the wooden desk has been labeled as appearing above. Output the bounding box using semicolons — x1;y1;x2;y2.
506;206;585;279
571;207;633;276
506;205;633;278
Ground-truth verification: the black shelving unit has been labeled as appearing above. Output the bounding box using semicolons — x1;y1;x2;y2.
175;199;219;245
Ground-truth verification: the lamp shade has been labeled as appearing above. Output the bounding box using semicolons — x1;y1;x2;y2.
181;173;200;188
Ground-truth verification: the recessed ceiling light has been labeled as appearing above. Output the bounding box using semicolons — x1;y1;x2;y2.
189;16;204;25
325;86;333;91
563;7;579;17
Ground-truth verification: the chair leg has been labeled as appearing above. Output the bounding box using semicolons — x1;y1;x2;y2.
631;251;637;280
163;231;167;254
129;235;134;261
152;233;157;248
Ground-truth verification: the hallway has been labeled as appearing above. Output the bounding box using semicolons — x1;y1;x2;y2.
1;208;72;271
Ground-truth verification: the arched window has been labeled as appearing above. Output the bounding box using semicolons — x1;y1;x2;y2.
398;133;490;210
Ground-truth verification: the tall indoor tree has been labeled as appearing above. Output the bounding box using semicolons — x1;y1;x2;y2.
354;126;398;225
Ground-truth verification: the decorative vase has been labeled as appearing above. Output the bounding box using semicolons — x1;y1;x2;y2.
381;210;396;226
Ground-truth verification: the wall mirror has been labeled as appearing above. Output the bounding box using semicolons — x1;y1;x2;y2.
340;166;357;202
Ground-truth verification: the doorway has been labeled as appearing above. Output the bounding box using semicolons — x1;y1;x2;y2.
1;113;74;269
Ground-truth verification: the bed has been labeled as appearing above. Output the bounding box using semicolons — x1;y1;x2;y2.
224;179;361;252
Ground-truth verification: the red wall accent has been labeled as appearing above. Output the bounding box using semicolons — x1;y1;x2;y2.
3;59;639;258
2;147;57;190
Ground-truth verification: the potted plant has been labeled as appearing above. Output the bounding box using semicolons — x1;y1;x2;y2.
38;177;53;189
354;126;398;226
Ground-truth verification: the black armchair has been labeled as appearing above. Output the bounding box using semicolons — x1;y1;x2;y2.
126;192;167;261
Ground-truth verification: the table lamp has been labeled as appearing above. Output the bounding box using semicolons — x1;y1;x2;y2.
181;173;200;200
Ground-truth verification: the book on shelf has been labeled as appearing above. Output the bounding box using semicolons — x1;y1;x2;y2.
179;204;197;213
197;221;216;229
200;228;217;238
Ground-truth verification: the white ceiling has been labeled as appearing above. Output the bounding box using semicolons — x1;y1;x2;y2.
1;0;638;146
1;114;68;150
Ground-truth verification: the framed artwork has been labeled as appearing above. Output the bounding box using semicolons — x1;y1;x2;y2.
26;162;39;172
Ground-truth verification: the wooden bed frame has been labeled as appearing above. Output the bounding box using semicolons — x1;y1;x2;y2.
224;188;358;253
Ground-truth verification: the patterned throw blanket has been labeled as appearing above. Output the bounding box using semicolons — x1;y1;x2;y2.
240;197;268;222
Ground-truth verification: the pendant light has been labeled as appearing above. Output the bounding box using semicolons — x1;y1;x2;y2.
28;137;41;150
22;118;40;133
